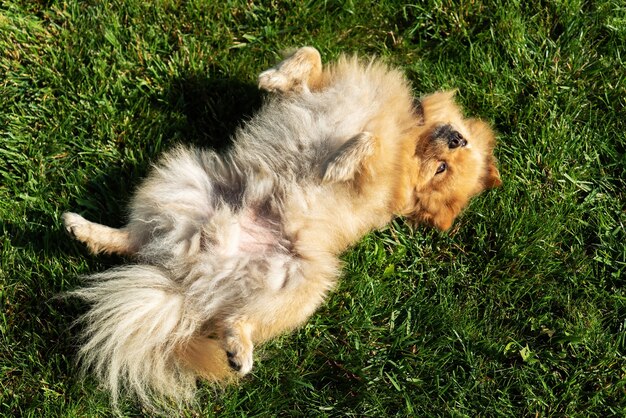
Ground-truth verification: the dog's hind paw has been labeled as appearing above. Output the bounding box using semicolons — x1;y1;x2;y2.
225;348;253;375
222;320;254;375
62;212;89;239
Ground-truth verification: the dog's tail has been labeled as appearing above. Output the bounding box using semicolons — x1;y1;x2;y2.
70;265;233;409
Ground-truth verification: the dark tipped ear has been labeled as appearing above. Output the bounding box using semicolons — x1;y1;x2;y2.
484;158;502;189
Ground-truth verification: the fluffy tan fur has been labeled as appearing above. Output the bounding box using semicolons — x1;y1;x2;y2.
62;47;500;410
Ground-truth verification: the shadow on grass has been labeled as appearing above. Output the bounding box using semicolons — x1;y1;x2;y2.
71;74;264;229
163;72;264;149
10;74;263;252
5;74;264;411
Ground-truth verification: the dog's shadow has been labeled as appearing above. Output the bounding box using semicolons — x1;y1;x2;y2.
6;74;263;410
79;74;265;229
163;73;264;150
11;74;264;257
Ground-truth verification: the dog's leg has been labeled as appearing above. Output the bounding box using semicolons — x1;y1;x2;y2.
237;254;340;355
321;132;376;183
258;46;323;94
222;317;254;375
62;212;137;256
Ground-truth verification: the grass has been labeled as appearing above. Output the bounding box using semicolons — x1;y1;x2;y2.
1;0;625;416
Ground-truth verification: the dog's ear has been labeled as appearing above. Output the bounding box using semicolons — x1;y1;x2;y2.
466;119;501;189
431;210;455;231
467;118;496;148
414;201;461;232
483;157;502;189
419;90;462;122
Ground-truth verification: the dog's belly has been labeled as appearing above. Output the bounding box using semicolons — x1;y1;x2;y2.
200;207;297;292
236;209;285;255
209;207;288;255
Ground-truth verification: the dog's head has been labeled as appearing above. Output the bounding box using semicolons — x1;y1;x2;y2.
401;91;501;230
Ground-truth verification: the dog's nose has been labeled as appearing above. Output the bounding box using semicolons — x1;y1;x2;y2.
448;131;467;149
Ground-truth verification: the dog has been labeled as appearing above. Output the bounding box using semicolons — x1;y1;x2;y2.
62;46;501;409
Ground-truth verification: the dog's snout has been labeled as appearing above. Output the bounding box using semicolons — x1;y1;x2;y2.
448;131;467;149
432;124;467;149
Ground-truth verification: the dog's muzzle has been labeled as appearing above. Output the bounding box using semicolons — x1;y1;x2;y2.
433;124;467;149
448;130;467;149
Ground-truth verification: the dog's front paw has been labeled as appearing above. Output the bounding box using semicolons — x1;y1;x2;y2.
258;47;322;94
258;68;292;93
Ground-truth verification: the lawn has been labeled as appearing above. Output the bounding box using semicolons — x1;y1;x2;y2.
1;0;625;416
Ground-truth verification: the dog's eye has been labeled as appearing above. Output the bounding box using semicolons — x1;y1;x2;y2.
436;162;447;174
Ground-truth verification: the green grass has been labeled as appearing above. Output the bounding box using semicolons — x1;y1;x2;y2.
1;0;625;416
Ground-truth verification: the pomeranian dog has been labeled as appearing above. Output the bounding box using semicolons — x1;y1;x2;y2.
63;47;501;408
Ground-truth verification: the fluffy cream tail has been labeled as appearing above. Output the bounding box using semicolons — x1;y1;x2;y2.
70;265;233;409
